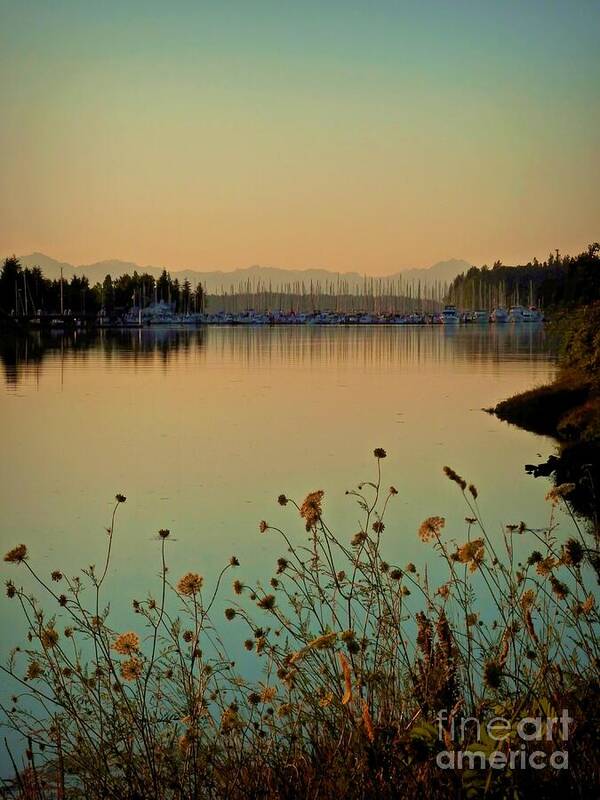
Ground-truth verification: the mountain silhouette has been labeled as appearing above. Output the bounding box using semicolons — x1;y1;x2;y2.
17;252;471;291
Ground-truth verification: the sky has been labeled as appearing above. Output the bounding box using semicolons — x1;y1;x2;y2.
0;0;598;274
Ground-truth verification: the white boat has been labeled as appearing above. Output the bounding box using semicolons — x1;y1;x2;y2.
508;305;526;322
471;310;489;323
441;304;460;324
491;307;509;323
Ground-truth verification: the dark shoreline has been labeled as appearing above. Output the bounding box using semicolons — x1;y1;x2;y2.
491;372;599;524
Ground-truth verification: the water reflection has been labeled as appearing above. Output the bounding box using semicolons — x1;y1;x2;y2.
0;324;551;389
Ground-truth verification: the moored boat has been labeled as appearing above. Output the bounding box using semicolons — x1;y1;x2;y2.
441;304;460;324
491;307;509;323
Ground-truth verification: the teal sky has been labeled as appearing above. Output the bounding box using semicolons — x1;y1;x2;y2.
1;0;598;272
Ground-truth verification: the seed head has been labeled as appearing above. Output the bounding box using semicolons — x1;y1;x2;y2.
4;545;27;564
177;573;203;596
418;516;445;543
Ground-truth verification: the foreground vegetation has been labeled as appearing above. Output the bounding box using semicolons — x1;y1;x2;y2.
1;452;599;799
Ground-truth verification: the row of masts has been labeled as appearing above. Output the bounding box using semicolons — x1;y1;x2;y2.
203;277;450;314
447;278;541;311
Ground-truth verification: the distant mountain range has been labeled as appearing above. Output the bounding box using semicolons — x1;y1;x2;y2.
17;252;471;291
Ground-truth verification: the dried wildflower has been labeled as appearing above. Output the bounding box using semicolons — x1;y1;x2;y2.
390;569;403;581
468;484;478;500
261;686;277;703
550;576;569;600
277;703;293;717
418;516;445;543
484;660;502;689
259;520;269;533
276;558;288;574
401;586;411;596
372;520;385;534
41;627;59;648
373;448;387;459
221;708;241;734
26;661;43;680
270;577;279;588
545;483;576;504
257;595;276;611
229;556;239;566
232;579;244;595
380;561;389;573
5;581;16;599
443;466;467;491
466;613;479;627
277;494;288;506
339;652;353;705
581;595;595;615
518;521;527;534
456;538;485;572
244;639;254;651
337;570;346;581
177;572;203;596
351;531;367;547
183;630;194;643
248;691;261;706
436;583;450;599
527;550;543;565
4;545;27;564
535;556;556;578
308;632;337;650
405;562;416;573
113;632;140;655
120;658;143;681
562;538;584;567
299;490;324;530
64;627;73;638
465;517;477;524
158;529;170;539
51;570;63;582
115;494;126;503
361;698;376;742
389;486;398;496
225;608;236;620
520;589;536;611
58;594;67;607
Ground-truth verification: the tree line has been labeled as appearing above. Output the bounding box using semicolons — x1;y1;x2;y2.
0;258;204;317
446;243;600;310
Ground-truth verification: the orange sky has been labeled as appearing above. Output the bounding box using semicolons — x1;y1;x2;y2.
1;2;598;273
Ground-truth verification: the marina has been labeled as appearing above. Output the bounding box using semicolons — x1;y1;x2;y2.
9;303;544;329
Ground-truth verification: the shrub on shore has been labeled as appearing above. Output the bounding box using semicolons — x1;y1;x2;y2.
2;452;599;799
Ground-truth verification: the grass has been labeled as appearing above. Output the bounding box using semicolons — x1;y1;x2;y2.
1;451;599;799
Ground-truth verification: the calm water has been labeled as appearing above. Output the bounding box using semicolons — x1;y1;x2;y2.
1;323;559;592
0;324;562;769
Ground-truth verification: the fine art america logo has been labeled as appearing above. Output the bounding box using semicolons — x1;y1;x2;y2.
435;708;571;770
